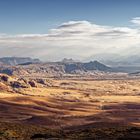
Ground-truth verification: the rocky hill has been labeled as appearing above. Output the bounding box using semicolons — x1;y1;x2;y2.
64;61;112;73
0;61;112;77
0;73;53;93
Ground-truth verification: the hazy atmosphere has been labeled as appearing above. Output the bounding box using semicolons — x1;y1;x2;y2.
0;0;140;61
0;1;140;139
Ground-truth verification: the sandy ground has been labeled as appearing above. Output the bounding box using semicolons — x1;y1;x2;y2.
0;79;140;129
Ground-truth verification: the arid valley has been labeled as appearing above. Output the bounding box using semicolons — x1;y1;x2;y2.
1;77;140;128
0;58;140;139
1;0;140;139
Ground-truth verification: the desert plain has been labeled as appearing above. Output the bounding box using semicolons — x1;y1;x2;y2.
0;74;140;139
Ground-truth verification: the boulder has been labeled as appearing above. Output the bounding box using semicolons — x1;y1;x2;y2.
36;79;46;85
0;74;9;82
10;81;28;88
28;80;37;87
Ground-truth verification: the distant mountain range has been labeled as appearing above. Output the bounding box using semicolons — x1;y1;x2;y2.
0;57;113;76
86;53;140;67
1;56;140;75
0;57;41;65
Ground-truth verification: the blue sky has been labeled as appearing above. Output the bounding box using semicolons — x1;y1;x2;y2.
0;0;140;34
0;0;140;60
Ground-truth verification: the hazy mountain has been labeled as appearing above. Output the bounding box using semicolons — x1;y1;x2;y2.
87;53;140;67
0;58;112;76
0;57;41;66
64;61;112;73
1;56;140;74
61;58;76;63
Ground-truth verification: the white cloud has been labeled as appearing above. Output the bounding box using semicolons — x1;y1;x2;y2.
131;17;140;26
0;19;140;61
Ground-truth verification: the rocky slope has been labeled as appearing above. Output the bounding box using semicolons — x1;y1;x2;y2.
0;58;113;77
0;74;53;93
0;122;139;140
64;61;112;73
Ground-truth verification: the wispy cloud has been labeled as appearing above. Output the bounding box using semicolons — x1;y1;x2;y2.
131;17;140;26
0;18;140;61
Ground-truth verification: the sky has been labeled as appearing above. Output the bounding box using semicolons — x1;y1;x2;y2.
0;0;140;61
